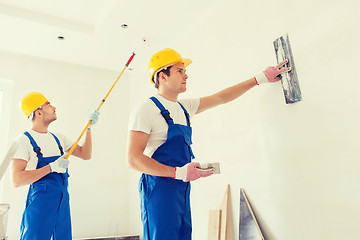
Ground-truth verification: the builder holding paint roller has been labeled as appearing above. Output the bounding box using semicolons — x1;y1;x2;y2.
11;92;99;240
127;48;290;240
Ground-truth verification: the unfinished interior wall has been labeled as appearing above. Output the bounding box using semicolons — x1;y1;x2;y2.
0;50;131;239
0;0;358;239
128;0;360;239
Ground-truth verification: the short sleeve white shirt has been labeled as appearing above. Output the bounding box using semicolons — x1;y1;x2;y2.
12;129;74;170
128;95;200;157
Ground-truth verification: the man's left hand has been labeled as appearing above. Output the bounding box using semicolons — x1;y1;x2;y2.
255;60;291;84
88;110;100;127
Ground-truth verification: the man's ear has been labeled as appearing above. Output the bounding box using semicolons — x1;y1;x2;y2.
158;72;167;83
34;109;42;118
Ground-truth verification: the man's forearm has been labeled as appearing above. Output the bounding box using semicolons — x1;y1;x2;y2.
197;78;257;114
12;165;51;188
215;78;257;104
81;129;92;159
128;153;175;178
71;129;92;160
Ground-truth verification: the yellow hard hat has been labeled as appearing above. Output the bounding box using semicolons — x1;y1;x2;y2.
148;48;192;83
20;92;49;118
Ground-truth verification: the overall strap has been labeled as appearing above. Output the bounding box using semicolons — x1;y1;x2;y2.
24;131;43;157
177;102;191;127
50;132;64;156
150;97;174;125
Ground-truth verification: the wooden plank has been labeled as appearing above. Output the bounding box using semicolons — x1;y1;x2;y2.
220;184;230;240
208;209;221;240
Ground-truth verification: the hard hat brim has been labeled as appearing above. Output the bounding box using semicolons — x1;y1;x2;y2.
182;58;192;68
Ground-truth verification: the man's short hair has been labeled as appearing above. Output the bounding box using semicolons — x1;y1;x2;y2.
154;66;172;89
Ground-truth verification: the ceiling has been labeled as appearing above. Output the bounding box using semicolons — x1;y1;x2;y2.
0;0;222;72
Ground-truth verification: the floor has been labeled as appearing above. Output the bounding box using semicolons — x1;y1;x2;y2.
77;236;140;240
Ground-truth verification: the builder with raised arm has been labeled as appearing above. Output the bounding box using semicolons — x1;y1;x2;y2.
127;48;289;240
11;92;99;240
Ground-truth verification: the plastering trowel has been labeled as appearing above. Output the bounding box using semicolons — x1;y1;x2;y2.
273;33;302;104
198;162;220;174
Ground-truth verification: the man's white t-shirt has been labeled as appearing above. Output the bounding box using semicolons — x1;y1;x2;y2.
128;95;200;157
13;129;74;170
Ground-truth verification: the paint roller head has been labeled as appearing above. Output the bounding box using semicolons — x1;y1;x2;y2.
125;37;149;67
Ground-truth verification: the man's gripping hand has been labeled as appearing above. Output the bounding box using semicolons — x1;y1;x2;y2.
174;162;213;182
49;155;69;173
88;110;100;129
254;60;291;84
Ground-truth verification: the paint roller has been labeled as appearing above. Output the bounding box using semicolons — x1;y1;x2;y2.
273;33;302;104
64;37;148;159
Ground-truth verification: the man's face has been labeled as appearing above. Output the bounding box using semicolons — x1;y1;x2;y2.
162;62;188;93
36;101;57;123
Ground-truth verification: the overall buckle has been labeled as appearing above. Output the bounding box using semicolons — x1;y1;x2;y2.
161;110;173;121
33;147;42;157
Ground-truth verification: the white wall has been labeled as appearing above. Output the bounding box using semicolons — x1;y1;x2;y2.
0;77;13;176
1;0;359;239
0;50;131;239
128;0;360;239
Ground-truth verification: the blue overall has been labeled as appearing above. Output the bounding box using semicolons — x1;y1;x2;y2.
20;131;72;240
139;97;195;240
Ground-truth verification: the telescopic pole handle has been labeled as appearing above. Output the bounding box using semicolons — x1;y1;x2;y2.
64;52;136;160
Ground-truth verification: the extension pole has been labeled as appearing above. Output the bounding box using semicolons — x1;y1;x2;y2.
64;52;136;159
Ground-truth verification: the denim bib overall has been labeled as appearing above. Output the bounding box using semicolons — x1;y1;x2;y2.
20;131;72;240
139;97;195;240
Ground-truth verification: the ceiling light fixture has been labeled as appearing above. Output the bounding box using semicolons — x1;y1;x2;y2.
121;24;128;29
57;36;65;40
